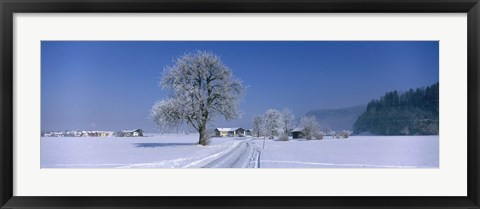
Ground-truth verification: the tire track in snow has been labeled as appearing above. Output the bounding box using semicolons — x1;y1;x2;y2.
182;141;242;168
202;138;260;168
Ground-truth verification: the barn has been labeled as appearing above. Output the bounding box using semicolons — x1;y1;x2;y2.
290;127;305;139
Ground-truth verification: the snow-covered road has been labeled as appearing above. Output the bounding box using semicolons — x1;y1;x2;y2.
202;138;260;168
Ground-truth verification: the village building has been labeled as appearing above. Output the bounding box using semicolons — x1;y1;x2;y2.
215;127;246;137
42;129;141;137
73;131;82;137
97;131;114;137
245;129;252;136
116;129;144;137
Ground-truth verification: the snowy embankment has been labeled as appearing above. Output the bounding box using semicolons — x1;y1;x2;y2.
41;133;243;168
252;136;439;168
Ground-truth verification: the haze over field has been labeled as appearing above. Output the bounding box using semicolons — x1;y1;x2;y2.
305;105;366;131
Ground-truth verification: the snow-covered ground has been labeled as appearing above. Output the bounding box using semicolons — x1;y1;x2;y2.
252;136;439;168
41;134;438;168
41;134;244;168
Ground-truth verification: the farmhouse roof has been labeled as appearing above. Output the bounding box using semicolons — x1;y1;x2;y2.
291;127;304;132
216;127;243;132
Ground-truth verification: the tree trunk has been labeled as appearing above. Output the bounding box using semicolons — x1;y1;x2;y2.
198;127;208;146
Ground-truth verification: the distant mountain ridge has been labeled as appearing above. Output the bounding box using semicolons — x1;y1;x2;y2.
305;105;367;131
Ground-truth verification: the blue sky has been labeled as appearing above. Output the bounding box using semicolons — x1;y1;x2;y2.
41;41;439;132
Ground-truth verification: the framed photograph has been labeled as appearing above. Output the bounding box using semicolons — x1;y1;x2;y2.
1;0;479;208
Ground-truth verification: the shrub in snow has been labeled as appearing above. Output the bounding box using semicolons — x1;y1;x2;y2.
335;130;351;139
278;133;289;141
314;131;324;140
151;51;244;146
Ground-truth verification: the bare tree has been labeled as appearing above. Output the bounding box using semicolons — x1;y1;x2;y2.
300;116;321;140
151;51;244;145
263;109;283;139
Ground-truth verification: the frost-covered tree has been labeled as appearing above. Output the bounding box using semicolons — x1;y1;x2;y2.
300;116;321;140
252;115;265;137
335;130;351;139
151;51;244;145
263;109;283;139
281;108;295;135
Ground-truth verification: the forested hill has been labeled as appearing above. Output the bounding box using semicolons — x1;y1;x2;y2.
353;82;439;135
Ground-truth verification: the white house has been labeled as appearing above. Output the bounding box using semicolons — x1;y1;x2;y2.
215;127;246;137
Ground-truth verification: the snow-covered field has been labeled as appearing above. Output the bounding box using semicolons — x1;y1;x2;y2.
252;136;439;168
41;134;243;168
41;134;438;168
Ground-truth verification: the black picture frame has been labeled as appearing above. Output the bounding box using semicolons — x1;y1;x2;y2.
1;0;479;208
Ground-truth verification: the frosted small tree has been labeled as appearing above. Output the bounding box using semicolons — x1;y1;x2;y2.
336;130;351;139
279;108;295;140
263;109;283;139
252;115;265;137
151;51;244;145
300;116;321;140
